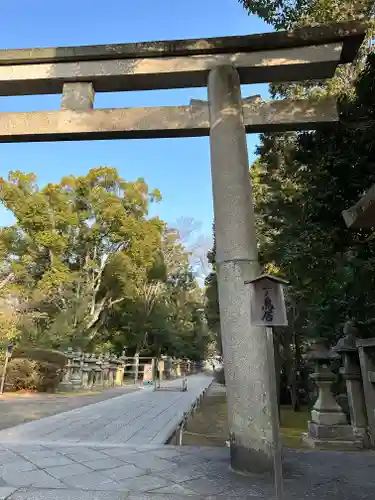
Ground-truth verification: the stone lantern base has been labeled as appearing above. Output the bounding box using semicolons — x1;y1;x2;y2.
57;380;75;392
302;421;367;450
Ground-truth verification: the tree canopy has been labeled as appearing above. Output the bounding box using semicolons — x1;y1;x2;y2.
0;167;212;360
252;53;375;343
239;0;373;30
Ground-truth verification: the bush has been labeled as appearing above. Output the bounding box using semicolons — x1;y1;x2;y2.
3;359;63;392
12;347;67;368
1;346;67;393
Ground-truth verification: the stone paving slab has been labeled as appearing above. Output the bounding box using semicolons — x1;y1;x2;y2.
0;375;213;446
0;442;374;498
0;374;374;499
0;386;140;432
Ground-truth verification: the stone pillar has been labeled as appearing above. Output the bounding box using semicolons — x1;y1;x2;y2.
109;356;117;387
102;353;111;387
81;359;91;389
208;64;273;473
164;356;171;380
94;362;102;388
175;361;181;377
87;354;97;388
133;353;140;383
61;82;95;110
115;356;125;386
158;358;165;380
333;322;369;447
70;351;83;389
97;355;104;387
356;338;375;446
58;350;74;392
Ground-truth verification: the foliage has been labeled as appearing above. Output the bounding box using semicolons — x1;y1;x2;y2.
239;0;372;30
0;167;164;349
231;0;375;346
0;167;212;368
3;359;62;392
253;54;375;343
12;347;67;368
240;0;374;103
204;225;221;355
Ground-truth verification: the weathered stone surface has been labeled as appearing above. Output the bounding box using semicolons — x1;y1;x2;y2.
310;408;347;426
356;338;375;446
7;491;128;500
208;65;273;474
0;488;17;500
303;342;361;450
308;422;356;439
0;43;343;96
61;82;95;110
1;443;375;498
242;97;338;131
0;98;338;143
0;20;365;65
333;323;369;446
302;434;365;450
0;389;374;498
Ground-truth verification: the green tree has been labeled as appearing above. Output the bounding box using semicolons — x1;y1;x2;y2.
105;224;212;360
0;167;163;349
252;54;375;340
204;225;221;354
239;0;372;30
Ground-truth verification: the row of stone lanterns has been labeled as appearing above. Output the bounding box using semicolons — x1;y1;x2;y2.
59;349;127;391
58;348;200;391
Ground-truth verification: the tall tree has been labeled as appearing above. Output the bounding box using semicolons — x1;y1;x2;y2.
252;55;375;340
239;0;373;30
109;224;212;360
0;167;163;349
204;224;221;354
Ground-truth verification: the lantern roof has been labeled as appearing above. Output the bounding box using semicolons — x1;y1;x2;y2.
245;274;290;286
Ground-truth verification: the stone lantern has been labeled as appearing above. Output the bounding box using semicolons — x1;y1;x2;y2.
332;321;369;447
303;339;364;449
70;349;83;389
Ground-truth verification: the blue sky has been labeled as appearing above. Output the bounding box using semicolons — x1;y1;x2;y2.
0;0;271;240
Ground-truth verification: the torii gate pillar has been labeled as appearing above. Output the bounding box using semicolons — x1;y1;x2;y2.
208;65;273;473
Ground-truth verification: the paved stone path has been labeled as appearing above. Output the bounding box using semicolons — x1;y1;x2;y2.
0;386;140;432
0;375;213;446
0;442;374;499
0;374;374;499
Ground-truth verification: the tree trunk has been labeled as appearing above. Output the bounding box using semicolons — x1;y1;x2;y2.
281;328;299;411
291;330;301;412
286;329;302;413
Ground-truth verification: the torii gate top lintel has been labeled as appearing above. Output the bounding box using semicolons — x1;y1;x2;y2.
0;20;366;66
0;20;367;143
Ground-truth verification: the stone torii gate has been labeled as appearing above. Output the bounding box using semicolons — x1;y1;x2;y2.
0;20;366;473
